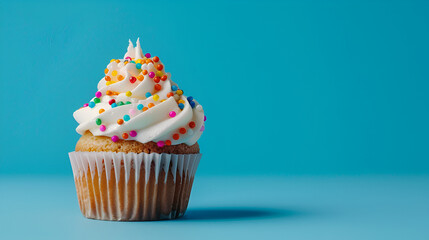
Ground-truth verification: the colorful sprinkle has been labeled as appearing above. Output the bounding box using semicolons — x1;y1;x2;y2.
95;91;102;98
100;125;106;132
111;135;119;142
156;71;163;77
99;109;105;114
117;119;124;125
187;96;193;102
88;102;95;108
109;99;116;105
153;94;159;101
167;92;174;98
112;70;118;76
94;98;100;103
95;118;102;125
129;76;137;83
157;141;165;147
178;103;185;109
145;92;152;98
200;125;205;131
153;76;160;83
169;111;176;117
123;115;130;121
104;68;109;74
154;84;162;91
173;134;180;140
171;85;178;91
117;75;124;81
125;56;132;61
117;101;124;106
137;75;144;81
176;89;183;95
148;72;155;78
156;64;164;71
136;63;142;69
126;101;131;105
190;101;196;108
129;130;137;137
126;91;132;97
189;121;196;128
148;103;155;108
106;81;113;86
111;103;117;108
105;76;111;81
83;103;89;107
165;140;172;146
122;133;129;139
161;75;168;81
204;115;207;121
178;100;186;104
142;107;148;111
137;104;144;110
153;56;159;62
106;90;113;95
145;53;151;58
142;70;148;75
179;128;187;134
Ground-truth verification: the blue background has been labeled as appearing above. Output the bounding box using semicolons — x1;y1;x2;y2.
1;0;429;176
1;1;429;239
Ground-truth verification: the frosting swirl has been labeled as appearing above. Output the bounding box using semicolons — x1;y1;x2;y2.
73;39;205;146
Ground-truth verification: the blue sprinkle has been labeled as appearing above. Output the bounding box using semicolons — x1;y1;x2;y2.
130;61;136;64
136;63;142;69
88;101;95;108
187;96;193;102
178;103;185;109
137;104;144;110
190;101;196;108
145;92;152;98
171;85;178;91
123;115;130;121
111;103;117;108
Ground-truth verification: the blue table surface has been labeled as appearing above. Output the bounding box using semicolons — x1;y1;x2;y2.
1;175;428;240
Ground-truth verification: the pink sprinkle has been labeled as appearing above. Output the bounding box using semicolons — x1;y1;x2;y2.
129;130;137;137
200;125;205;132
157;141;165;147
204;115;207;121
145;53;151;58
169;111;176;118
111;135;119;142
148;72;155;78
95;91;102;98
100;125;106;132
83;103;89;107
125;56;132;61
129;109;137;116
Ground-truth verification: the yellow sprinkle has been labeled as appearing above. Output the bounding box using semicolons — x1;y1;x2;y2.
153;94;159;101
161;99;166;102
178;100;185;104
126;91;132;97
135;59;142;64
176;90;183;95
112;70;118;76
156;71;163;77
106;81;113;86
124;61;128;65
110;59;115;62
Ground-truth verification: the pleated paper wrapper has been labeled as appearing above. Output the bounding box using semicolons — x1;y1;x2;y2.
69;151;201;221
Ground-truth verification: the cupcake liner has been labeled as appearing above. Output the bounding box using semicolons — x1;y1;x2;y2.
69;151;201;221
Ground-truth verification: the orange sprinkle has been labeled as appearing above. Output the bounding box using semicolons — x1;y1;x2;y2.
148;103;155;108
105;76;111;81
142;107;148;112
106;90;112;95
142;70;148;75
99;109;105;114
167;92;174;98
145;59;152;64
117;75;124;81
115;60;120;63
122;133;129;139
137;75;144;81
156;64;163;71
153;56;159;62
117;119;124;125
161;75;167;81
104;68;109;74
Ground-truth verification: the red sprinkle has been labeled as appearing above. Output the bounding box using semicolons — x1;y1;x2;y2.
129;76;137;83
109;99;116;105
189;121;196;128
179;128;187;134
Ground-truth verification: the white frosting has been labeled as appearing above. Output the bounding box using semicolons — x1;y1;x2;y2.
73;39;205;145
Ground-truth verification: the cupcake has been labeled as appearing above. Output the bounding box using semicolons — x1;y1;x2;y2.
69;39;206;221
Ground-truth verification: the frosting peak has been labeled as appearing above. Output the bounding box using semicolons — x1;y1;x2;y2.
73;39;206;147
